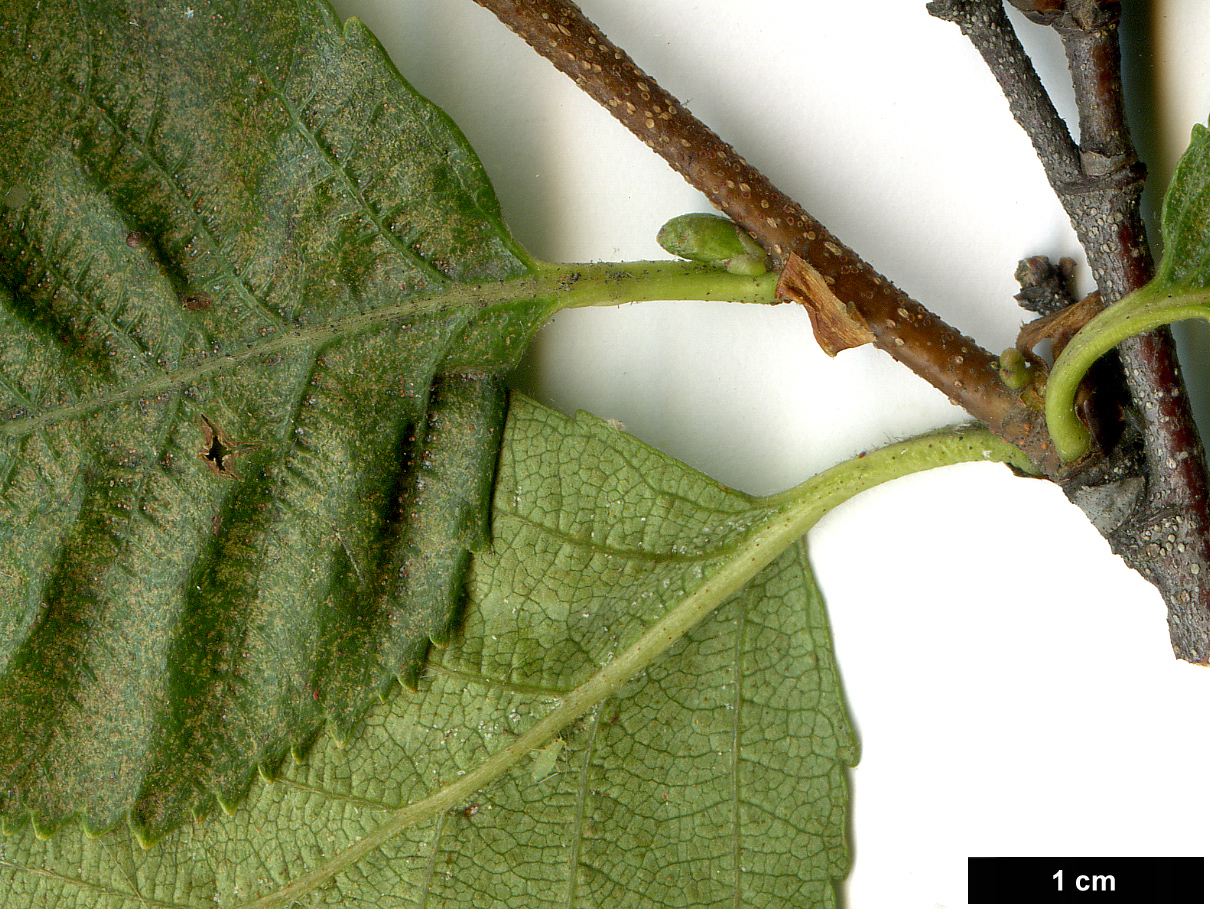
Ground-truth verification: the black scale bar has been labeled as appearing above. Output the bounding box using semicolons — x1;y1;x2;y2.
968;857;1204;904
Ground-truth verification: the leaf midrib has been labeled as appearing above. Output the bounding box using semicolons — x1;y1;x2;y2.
0;281;540;437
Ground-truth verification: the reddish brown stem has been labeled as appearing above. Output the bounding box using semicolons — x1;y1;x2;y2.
473;0;1060;473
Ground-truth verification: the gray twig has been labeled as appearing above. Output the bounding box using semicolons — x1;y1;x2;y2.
930;0;1210;661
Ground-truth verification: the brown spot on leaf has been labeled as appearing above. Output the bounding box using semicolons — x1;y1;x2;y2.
182;293;212;312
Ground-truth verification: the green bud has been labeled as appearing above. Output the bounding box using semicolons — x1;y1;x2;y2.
998;348;1030;390
721;253;770;276
657;213;769;275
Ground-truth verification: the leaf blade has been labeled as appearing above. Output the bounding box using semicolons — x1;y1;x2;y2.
0;393;1029;907
0;0;548;840
0;393;857;907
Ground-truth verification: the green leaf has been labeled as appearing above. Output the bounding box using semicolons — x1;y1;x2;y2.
1047;120;1210;461
0;0;553;841
0;393;1031;908
1156;122;1210;289
0;0;784;844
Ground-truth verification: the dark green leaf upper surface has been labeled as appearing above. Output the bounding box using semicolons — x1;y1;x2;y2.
0;0;549;841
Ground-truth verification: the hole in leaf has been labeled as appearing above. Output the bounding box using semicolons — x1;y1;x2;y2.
198;415;238;477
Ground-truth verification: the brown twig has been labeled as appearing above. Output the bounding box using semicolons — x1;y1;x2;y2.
930;0;1210;661
476;0;1210;659
472;0;1061;475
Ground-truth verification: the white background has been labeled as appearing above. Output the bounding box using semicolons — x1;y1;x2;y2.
332;1;1210;906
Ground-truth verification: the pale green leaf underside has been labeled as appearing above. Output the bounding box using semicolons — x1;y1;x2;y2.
0;394;857;909
0;394;1034;908
0;0;553;841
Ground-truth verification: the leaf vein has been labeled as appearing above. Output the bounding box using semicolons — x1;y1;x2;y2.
260;67;450;286
499;508;753;566
730;591;747;909
564;702;605;909
70;87;286;331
